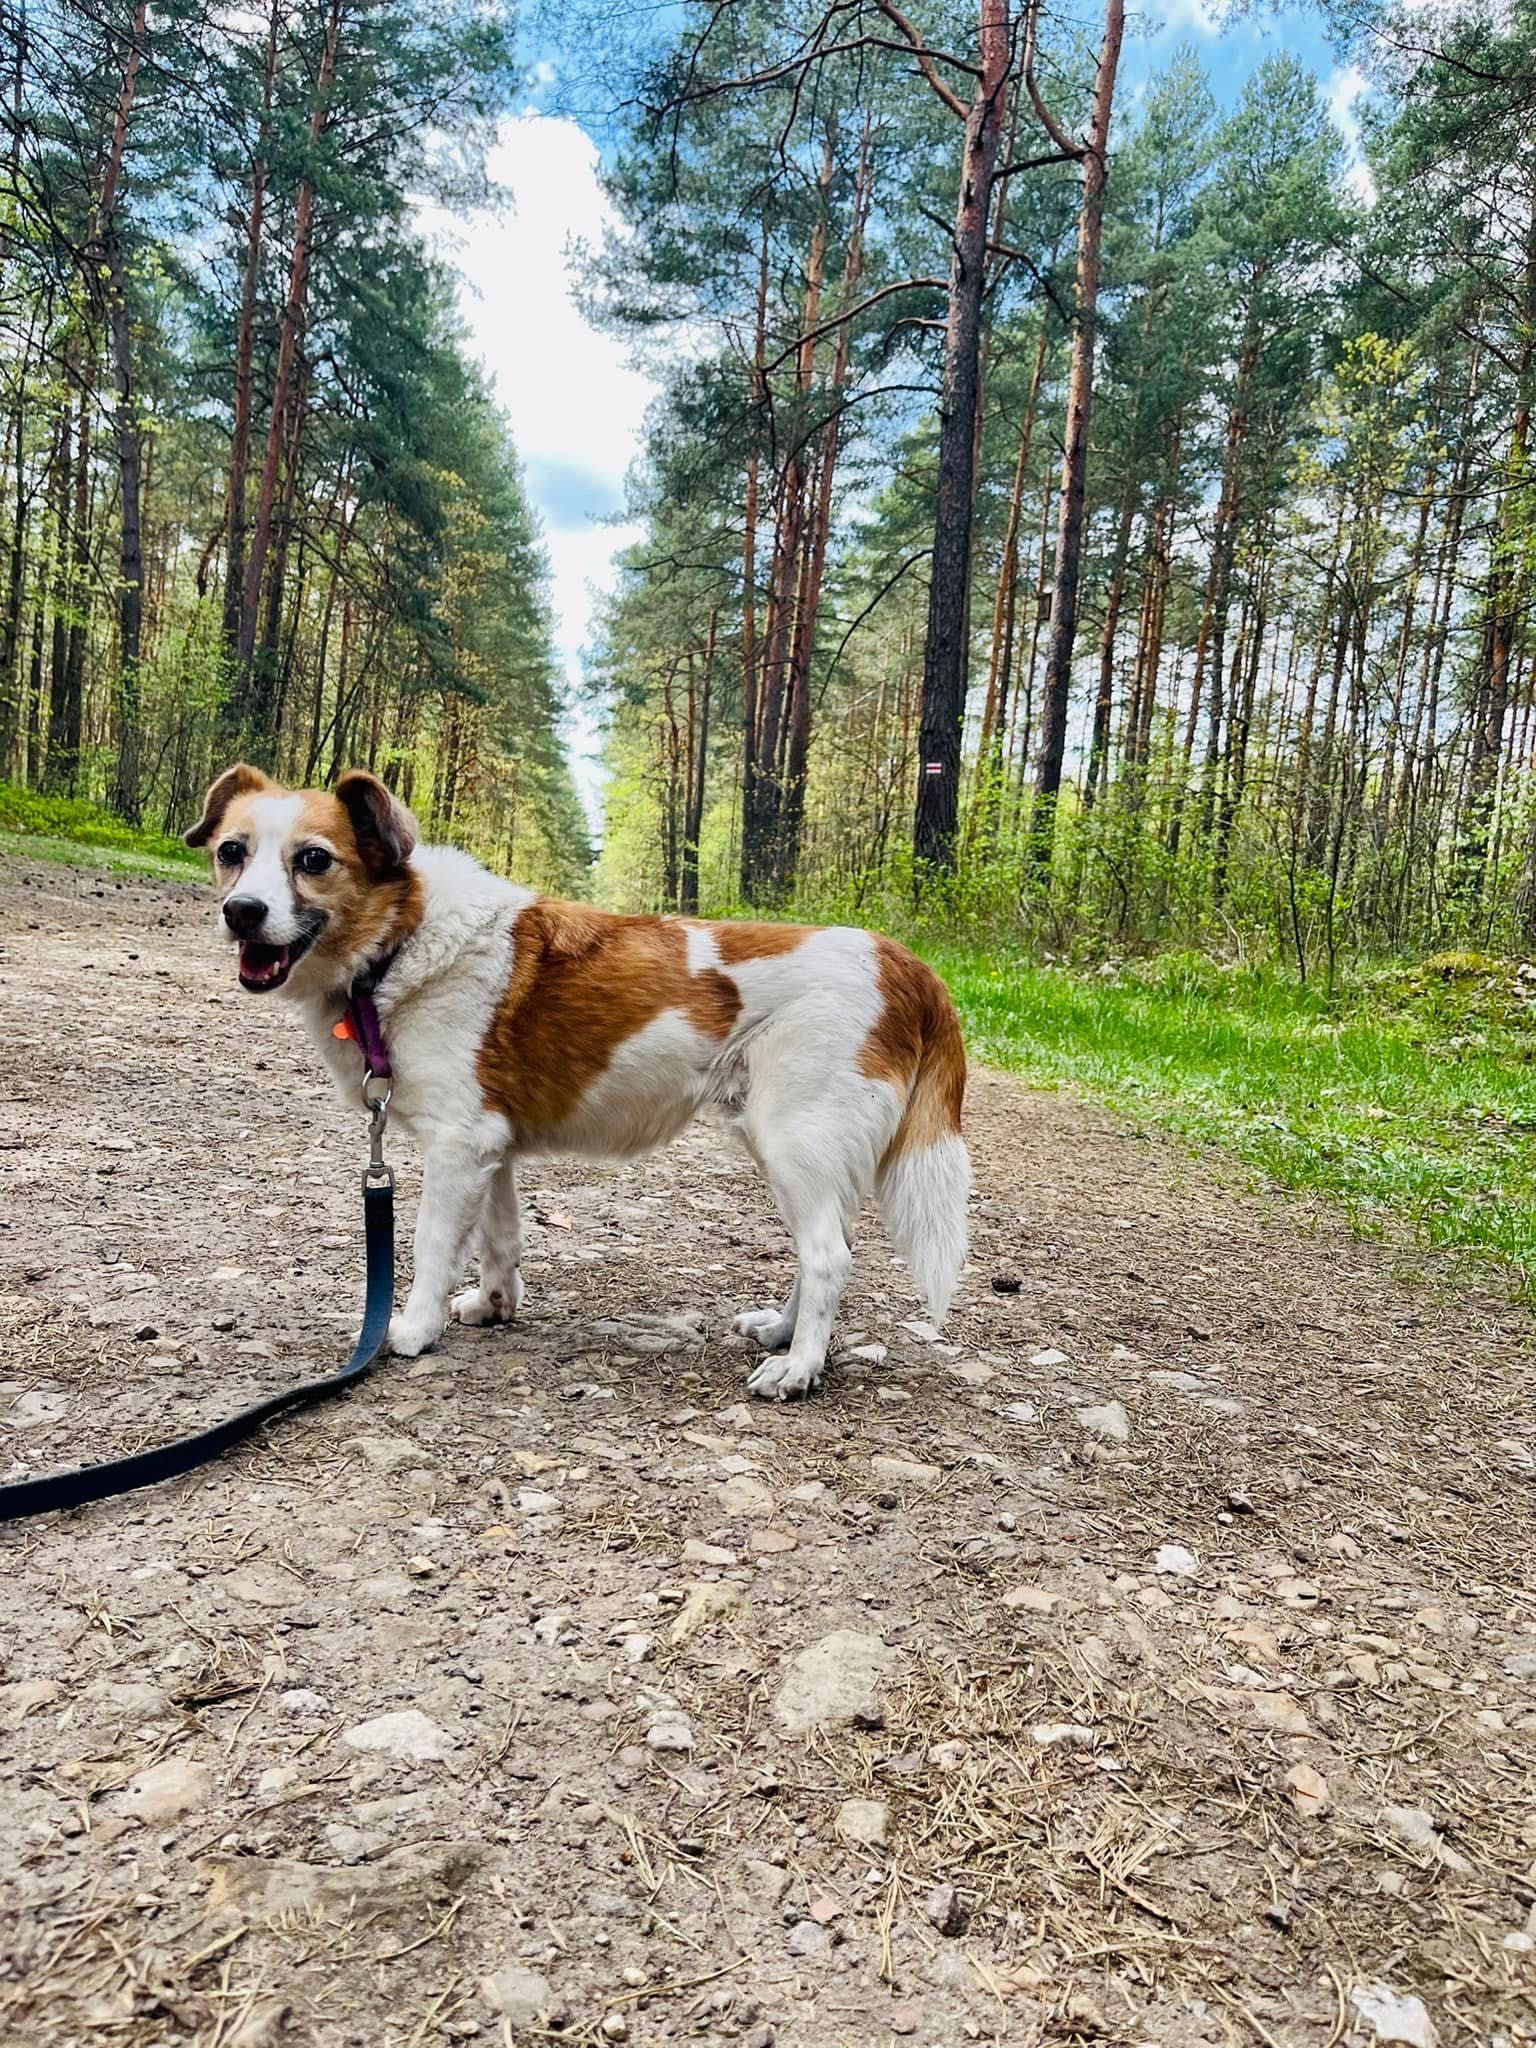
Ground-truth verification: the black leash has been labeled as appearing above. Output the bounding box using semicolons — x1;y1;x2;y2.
0;1071;397;1525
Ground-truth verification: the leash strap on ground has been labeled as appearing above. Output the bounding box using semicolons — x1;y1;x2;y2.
0;1179;395;1525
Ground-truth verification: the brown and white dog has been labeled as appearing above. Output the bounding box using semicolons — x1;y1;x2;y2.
186;764;969;1399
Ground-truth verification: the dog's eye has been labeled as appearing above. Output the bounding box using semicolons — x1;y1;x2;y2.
296;846;333;876
216;839;244;868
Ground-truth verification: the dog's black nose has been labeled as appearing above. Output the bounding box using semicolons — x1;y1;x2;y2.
223;893;268;937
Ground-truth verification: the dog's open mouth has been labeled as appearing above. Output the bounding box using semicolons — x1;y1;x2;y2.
237;925;320;993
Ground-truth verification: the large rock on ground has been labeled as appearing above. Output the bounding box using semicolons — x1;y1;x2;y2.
772;1630;902;1735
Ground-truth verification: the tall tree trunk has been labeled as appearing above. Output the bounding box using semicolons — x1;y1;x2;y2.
780;117;872;886
1082;489;1134;810
44;385;72;788
746;129;833;900
238;0;341;752
1167;324;1257;859
54;367;91;795
975;312;1049;788
738;220;769;899
681;609;716;914
106;227;145;821
911;0;1012;877
221;0;282;676
1029;0;1124;864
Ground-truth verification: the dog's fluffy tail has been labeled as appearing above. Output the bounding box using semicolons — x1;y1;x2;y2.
876;970;969;1324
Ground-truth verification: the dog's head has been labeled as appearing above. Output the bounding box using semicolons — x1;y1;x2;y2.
185;765;419;994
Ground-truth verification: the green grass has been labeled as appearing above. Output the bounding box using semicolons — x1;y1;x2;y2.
0;784;202;880
933;943;1536;1295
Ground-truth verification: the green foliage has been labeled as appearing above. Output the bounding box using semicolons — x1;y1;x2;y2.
932;943;1536;1296
0;783;201;873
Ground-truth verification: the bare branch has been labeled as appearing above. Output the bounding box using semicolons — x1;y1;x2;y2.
760;276;948;375
874;0;971;120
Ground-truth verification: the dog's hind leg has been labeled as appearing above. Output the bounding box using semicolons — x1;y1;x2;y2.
452;1154;524;1326
739;1077;892;1400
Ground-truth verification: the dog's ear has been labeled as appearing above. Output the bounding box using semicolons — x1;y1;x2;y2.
184;764;269;848
336;770;418;875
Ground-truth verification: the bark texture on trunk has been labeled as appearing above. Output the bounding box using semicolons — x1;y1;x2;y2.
1030;0;1124;859
911;0;1011;877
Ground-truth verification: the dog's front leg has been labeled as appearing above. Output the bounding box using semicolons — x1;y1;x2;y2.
389;1137;502;1357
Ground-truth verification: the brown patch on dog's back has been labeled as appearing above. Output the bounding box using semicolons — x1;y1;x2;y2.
862;937;966;1160
710;919;815;964
479;903;743;1137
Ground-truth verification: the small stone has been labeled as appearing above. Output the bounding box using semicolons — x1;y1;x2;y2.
123;1758;212;1823
279;1689;331;1719
718;1474;774;1517
1154;1544;1198;1577
926;1883;968;1936
1033;1722;1094;1748
1503;1653;1536;1680
898;1320;940;1343
1253;1691;1309;1736
787;1919;831;1957
991;1271;1022;1294
354;1435;426;1474
1381;1804;1471;1872
480;1967;551;2026
342;1709;455;1762
950;1359;996;1387
928;1738;969;1770
1002;1585;1059;1614
1285;1764;1330;1816
1000;1400;1039;1424
683;1538;738;1567
645;1715;694;1754
1030;1347;1070;1368
623;1633;655;1664
404;1554;436;1579
835;1798;889;1847
667;1581;742;1644
517;1489;559;1516
211;1311;237;1332
1276;1577;1321;1609
869;1455;940;1488
889;2005;920;2037
600;2015;628;2041
1077;1401;1129;1443
749;1527;798;1555
134;1322;159;1342
9;1390;67;1428
1326;1531;1362;1558
1349;1983;1438;2048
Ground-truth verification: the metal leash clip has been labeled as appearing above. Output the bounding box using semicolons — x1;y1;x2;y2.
362;1071;395;1190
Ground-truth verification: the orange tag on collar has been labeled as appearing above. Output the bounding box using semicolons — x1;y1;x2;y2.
332;1016;356;1042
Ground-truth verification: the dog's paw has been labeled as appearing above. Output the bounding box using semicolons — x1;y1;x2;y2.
387;1311;444;1358
747;1351;825;1402
451;1276;523;1327
732;1305;794;1352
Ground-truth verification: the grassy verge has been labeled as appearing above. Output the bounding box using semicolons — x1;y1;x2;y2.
0;784;202;881
932;943;1536;1295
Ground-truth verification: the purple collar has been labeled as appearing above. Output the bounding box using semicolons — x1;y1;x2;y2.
341;953;396;1079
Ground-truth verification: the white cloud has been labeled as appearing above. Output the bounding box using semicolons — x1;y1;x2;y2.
1326;62;1378;205
417;113;660;829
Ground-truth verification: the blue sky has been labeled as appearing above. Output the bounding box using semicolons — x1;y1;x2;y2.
417;1;1367;820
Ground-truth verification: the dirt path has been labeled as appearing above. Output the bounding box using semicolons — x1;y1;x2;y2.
2;855;1534;2048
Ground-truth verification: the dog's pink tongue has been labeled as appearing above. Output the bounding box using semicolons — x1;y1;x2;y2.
240;941;289;985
